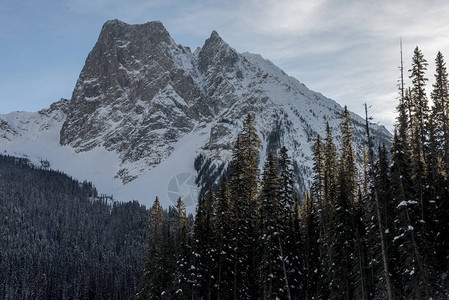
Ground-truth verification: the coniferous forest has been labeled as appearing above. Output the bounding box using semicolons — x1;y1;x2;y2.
138;47;449;299
0;155;149;299
1;47;448;299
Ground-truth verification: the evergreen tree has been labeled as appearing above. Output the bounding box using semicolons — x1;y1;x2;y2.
426;116;448;275
397;87;412;152
214;175;234;300
323;122;338;208
229;114;261;299
288;195;304;297
312;135;325;203
299;190;321;299
320;122;338;298
277;146;299;296
376;145;395;237
278;146;296;220
192;193;206;298
171;197;192;299
192;190;217;299
363;104;394;299
352;188;369;300
161;206;177;298
390;131;433;298
359;143;369;198
430;51;449;170
376;145;399;294
258;151;291;299
309;134;328;298
174;197;188;248
338;107;358;205
409;47;430;223
430;53;449;241
206;188;218;300
328;106;358;299
138;197;165;300
409;46;429;148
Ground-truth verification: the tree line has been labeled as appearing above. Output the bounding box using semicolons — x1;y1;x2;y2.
138;46;449;299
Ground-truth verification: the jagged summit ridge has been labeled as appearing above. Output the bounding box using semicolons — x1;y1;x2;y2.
197;29;239;74
0;20;390;207
101;19;170;39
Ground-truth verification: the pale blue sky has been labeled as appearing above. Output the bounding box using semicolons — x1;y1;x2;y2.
2;0;449;130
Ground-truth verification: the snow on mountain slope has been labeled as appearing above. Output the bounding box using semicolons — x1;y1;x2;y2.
0;103;209;211
0;20;391;210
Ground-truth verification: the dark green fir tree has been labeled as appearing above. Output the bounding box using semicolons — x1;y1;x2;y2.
138;197;166;300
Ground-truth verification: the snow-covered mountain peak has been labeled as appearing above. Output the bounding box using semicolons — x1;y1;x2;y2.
0;20;391;209
197;30;240;73
204;30;227;48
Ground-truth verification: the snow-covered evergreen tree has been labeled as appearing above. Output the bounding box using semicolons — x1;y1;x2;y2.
138;197;166;299
229;114;261;298
299;190;321;299
258;151;291;300
327;106;358;298
214;175;234;300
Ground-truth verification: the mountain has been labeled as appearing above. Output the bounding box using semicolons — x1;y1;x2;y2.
0;19;391;210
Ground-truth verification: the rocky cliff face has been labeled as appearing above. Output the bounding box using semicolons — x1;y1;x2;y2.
0;20;391;206
60;20;211;181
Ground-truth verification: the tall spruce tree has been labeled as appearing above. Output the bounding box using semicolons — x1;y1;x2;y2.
426;116;448;276
338;107;357;204
299;190;321;299
323;122;338;208
320;122;338;298
206;188;218;300
430;52;449;164
409;46;429;148
277;146;298;296
278;146;296;226
171;197;192;299
312;135;325;203
258;151;291;300
192;189;218;300
363;104;394;299
409;47;430;223
391;130;434;298
138;197;165;300
192;192;207;298
289;196;305;297
215;175;234;300
428;56;449;279
427;51;449;294
327;107;359;299
310;134;328;298
229;114;261;299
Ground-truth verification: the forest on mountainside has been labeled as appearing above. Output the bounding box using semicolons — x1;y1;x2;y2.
138;47;449;299
0;155;149;299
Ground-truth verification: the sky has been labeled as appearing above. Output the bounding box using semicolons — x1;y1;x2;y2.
1;0;449;131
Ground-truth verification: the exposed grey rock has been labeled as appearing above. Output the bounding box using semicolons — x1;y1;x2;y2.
0;119;17;140
60;20;210;164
